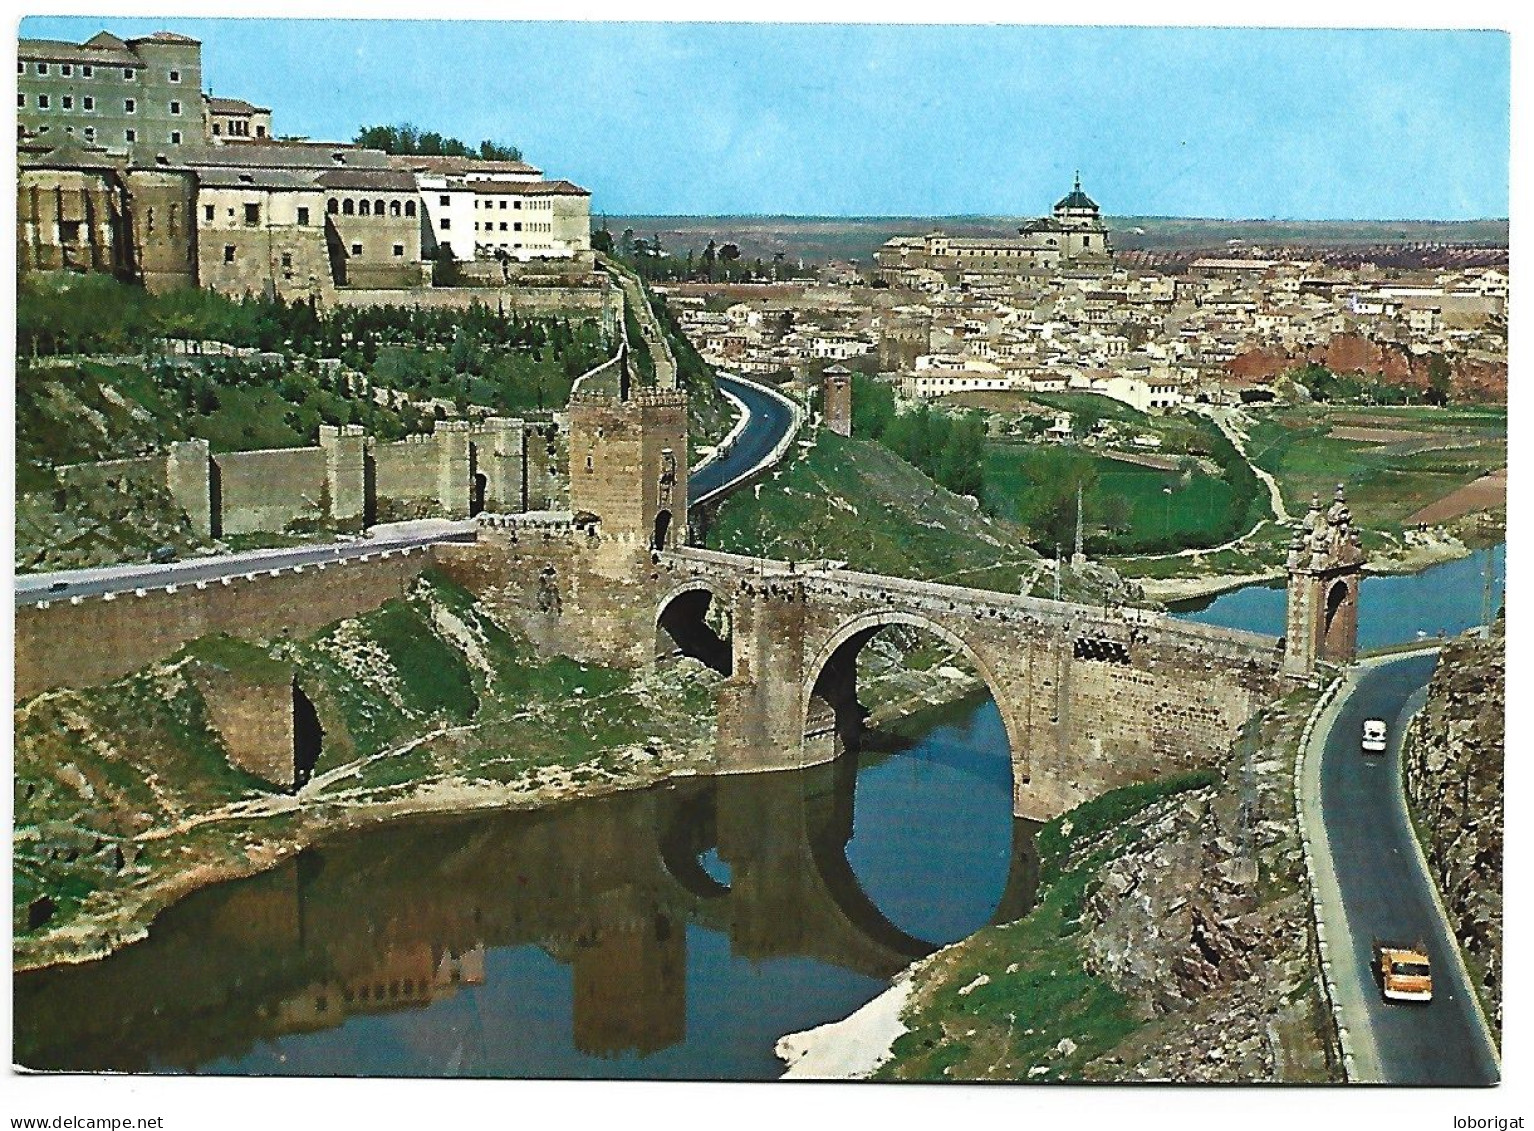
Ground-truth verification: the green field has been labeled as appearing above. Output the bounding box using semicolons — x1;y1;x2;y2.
985;444;1251;555
1245;405;1507;532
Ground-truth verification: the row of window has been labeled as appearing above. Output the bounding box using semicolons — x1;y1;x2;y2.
220;242;407;265
20;60;182;81
23;123;176;143
473;197;552;210
475;221;550;233
20;94;178;115
327;197;417;218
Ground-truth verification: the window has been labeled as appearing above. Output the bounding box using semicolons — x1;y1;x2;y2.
125;128;135;143
440;218;451;230
16;94;22;108
374;198;384;215
439;195;450;206
350;243;362;256
281;253;292;269
255;125;266;138
83;127;94;141
37;95;49;109
498;200;507;210
342;199;354;215
405;200;415;217
514;199;522;209
170;101;181;115
359;199;371;216
514;222;522;232
123;67;134;80
168;69;180;82
83;96;93;111
499;222;507;231
204;204;214;222
327;198;339;215
61;64;72;76
15;61;21;74
170;131;181;144
393;244;404;257
223;245;236;263
36;62;48;75
244;203;260;225
62;96;72;110
297;206;310;225
82;65;92;77
212;123;221;135
124;98;135;113
389;200;400;216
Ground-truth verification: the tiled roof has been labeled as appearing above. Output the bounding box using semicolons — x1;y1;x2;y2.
395;154;542;177
467;178;590;197
315;166;420;191
195;166;322;191
18;37;140;66
206;96;270;115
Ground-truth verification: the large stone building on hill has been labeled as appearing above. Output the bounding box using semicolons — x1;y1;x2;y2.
876;174;1114;284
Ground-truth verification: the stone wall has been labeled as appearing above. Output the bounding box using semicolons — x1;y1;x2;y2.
1403;621;1504;1038
14;549;431;701
214;446;328;535
194;666;300;789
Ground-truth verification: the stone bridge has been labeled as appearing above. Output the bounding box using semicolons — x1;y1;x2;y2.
437;382;1363;822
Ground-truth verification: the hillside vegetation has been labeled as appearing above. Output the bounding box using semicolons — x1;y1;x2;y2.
13;570;724;965
707;428;1128;602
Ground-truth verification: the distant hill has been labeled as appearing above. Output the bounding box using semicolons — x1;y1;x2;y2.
599;215;1508;268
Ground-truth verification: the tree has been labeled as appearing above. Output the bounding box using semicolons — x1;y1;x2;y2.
591;220;614;256
354;122;520;161
1426;354;1452;406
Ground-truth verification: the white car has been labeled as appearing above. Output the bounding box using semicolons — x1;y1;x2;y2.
1362;718;1388;755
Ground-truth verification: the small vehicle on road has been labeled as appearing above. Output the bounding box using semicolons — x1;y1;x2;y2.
149;545;178;565
1361;718;1388;755
1374;940;1433;1003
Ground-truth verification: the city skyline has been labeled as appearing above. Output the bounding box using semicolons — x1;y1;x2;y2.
18;17;1510;222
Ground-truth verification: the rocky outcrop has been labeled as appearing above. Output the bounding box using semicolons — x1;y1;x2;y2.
1403;620;1504;1038
1077;698;1332;1082
1226;335;1507;403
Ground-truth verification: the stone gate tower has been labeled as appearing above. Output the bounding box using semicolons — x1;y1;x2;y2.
568;383;689;552
1284;484;1366;677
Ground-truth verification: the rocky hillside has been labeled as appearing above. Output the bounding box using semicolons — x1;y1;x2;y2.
1227;335;1507;403
1403;619;1504;1039
870;684;1336;1082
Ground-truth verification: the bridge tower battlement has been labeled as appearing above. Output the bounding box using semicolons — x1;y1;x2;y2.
1284;483;1366;677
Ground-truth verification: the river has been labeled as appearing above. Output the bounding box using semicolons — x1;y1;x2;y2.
13;546;1501;1079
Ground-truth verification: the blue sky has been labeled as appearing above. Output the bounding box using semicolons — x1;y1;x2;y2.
20;17;1510;220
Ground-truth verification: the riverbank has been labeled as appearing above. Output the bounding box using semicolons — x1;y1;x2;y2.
780;681;1339;1083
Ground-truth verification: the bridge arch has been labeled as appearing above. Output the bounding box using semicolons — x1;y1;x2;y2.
800;609;1027;792
654;580;733;676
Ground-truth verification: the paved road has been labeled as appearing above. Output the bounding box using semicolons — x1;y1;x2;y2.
1318;652;1499;1085
14;527;473;606
689;372;798;507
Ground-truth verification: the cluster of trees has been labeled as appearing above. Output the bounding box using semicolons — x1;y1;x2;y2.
18;274;611;436
848;376;986;503
593;224;819;285
1287;361;1439;407
353;123;522;162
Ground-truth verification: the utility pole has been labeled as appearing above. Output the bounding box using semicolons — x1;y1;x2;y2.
1072;481;1085;568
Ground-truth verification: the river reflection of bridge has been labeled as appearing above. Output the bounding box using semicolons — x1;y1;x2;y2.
15;757;1039;1074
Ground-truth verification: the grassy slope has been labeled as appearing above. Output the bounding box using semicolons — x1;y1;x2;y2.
13;570;722;951
876;771;1218;1081
707;428;1061;596
1245;405;1507;533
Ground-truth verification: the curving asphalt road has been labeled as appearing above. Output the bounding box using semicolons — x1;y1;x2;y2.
1316;651;1499;1085
688;372;798;507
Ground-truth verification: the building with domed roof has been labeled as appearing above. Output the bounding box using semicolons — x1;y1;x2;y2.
875;173;1113;284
